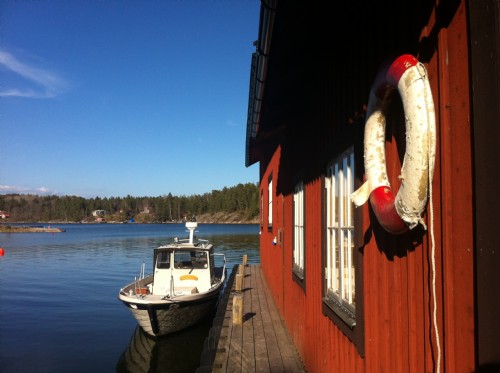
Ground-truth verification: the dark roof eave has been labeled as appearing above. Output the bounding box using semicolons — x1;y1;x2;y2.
245;0;277;167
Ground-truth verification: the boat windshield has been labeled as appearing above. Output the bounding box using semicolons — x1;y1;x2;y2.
174;250;208;269
156;250;171;269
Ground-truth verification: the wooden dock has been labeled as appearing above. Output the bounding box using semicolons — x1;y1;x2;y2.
197;264;306;372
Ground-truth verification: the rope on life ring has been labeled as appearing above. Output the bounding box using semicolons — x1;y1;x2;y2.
351;54;436;234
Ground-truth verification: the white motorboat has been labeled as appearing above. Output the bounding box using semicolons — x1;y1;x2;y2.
118;221;226;337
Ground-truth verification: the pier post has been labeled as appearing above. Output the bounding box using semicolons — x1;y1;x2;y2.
233;263;245;325
235;274;243;291
235;264;244;291
233;293;243;325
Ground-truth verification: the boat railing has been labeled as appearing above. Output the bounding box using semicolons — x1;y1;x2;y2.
198;239;210;248
119;262;147;297
173;238;210;248
133;262;145;295
119;272;151;297
211;253;227;283
139;262;145;280
212;253;226;267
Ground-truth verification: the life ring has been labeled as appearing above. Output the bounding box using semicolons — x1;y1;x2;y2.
351;54;436;234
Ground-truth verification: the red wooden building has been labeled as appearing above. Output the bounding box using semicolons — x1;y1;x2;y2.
245;1;499;372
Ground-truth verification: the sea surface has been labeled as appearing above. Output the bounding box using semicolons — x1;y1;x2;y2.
0;223;260;373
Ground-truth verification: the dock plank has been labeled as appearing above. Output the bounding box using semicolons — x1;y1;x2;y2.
207;264;306;373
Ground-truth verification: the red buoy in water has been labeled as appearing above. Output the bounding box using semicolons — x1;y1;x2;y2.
0;247;4;256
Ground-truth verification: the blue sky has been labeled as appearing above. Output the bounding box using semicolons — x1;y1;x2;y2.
0;0;260;198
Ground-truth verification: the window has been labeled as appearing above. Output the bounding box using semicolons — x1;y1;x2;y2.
293;181;305;278
173;250;208;269
268;176;273;229
192;251;208;269
156;250;171;269
174;251;193;269
324;148;356;326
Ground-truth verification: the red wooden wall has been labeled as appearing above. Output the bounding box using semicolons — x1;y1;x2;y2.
255;1;476;372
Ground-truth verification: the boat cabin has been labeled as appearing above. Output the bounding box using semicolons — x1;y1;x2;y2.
152;246;215;296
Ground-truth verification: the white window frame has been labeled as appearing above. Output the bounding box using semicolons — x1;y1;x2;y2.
325;148;356;321
268;177;273;229
293;181;304;277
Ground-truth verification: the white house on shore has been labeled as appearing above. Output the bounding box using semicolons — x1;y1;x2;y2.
92;210;106;217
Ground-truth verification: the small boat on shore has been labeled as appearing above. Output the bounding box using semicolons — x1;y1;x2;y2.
118;220;226;337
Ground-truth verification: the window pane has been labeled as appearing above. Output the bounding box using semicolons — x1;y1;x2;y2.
156;251;170;269
268;178;273;226
334;228;340;295
334;164;339;226
293;181;304;275
349;152;355;227
342;230;350;302
325;148;355;313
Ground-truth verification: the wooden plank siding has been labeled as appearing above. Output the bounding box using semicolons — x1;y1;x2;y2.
432;4;475;372
249;1;485;372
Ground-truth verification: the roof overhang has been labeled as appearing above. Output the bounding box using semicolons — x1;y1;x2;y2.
245;0;276;167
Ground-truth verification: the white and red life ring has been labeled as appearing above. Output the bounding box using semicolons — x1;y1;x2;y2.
351;54;436;234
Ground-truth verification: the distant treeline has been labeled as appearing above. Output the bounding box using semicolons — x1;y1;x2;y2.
0;182;259;223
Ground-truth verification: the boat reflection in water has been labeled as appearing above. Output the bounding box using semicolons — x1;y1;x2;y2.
116;315;212;373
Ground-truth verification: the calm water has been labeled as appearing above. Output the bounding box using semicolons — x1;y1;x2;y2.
0;223;260;373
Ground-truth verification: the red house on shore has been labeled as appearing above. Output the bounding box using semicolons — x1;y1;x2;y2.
245;1;499;372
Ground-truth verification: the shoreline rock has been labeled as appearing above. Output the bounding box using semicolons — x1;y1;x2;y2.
0;225;65;233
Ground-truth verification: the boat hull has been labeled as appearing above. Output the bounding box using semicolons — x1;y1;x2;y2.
119;289;221;337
